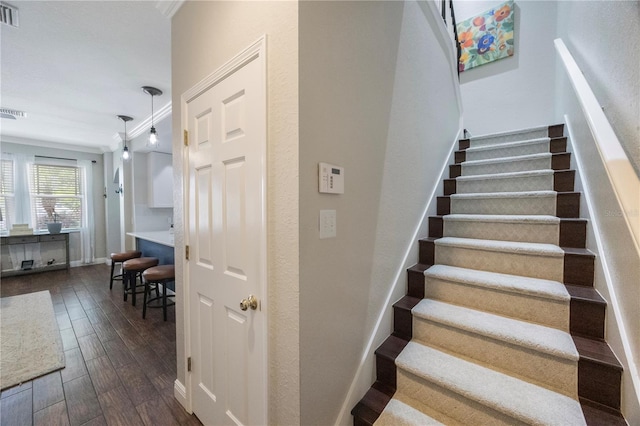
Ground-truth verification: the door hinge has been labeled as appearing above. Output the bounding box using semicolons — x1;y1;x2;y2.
185;245;190;260
183;129;189;146
187;357;192;372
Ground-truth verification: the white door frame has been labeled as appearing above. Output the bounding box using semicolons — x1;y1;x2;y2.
179;35;268;422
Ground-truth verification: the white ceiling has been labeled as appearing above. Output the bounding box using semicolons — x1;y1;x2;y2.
0;1;173;154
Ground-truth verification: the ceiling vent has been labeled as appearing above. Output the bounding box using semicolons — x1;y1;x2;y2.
0;2;19;28
0;108;27;120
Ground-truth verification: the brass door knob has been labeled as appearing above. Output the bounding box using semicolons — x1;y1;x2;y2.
240;294;258;311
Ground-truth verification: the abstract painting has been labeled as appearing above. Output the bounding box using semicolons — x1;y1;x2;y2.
457;0;515;72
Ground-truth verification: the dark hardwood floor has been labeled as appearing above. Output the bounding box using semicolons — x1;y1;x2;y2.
0;264;202;426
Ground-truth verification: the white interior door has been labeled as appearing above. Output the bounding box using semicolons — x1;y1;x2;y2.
185;39;267;426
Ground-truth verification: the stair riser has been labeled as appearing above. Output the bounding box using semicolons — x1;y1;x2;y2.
570;299;605;339
451;195;557;216
443;220;559;244
457;174;554;194
465;129;550;148
435;245;564;281
424;277;569;329
396;370;527;426
412;319;578;397
462;157;551;177
564;252;595;286
465;141;552;162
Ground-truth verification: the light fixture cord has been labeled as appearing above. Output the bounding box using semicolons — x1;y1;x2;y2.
151;94;155;126
124;120;128;148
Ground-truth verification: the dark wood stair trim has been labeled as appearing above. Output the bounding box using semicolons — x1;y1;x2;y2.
566;284;606;339
393;296;421;341
552;152;571;170
374;335;410;393
549;124;565;138
419;238;436;265
560;218;587;248
554;169;576;192
557;192;581;218
351;384;394;426
574;335;624;411
580;398;627;426
408;263;430;299
428;216;443;238
563;247;595;286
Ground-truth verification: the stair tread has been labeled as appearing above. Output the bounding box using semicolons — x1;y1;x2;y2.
456;169;554;181
412;299;578;360
451;190;556;199
464;136;550;153
444;213;560;224
396;342;586;425
393;295;421;310
462;152;551;166
435;236;565;257
425;264;569;301
468;124;551;142
408;263;430;273
573;335;623;370
351;385;392;423
376;397;445;426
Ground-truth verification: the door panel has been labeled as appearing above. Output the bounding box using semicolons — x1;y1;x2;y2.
185;41;266;426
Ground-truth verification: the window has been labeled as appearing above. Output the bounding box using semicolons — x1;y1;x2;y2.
30;163;84;231
0;159;14;233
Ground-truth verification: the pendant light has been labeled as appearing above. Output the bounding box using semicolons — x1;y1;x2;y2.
118;115;133;160
142;86;162;147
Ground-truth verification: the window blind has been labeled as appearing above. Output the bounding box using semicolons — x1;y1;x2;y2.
30;163;83;230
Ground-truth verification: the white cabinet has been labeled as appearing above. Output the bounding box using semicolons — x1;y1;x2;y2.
147;152;173;208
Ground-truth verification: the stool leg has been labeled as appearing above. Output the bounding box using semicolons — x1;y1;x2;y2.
110;261;116;290
132;273;138;306
123;270;129;301
143;280;150;319
162;281;167;321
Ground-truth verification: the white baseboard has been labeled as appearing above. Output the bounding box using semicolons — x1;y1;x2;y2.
174;379;190;412
70;257;107;268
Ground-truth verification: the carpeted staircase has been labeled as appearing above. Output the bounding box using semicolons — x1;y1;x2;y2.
352;125;627;425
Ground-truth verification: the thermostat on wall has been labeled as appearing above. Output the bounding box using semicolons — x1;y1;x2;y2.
319;162;344;194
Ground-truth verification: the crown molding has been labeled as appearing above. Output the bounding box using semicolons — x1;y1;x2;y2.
156;0;185;19
110;101;172;152
128;101;172;139
1;135;107;154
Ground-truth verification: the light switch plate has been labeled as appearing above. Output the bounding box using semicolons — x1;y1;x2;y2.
319;210;337;239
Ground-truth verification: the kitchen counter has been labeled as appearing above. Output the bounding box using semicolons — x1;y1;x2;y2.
127;231;174;248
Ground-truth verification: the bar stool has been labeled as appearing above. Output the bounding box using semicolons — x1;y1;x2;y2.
122;257;158;306
109;250;142;290
142;265;175;321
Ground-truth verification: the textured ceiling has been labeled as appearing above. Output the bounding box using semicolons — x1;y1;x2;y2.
0;1;172;153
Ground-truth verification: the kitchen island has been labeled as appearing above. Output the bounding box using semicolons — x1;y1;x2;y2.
127;231;174;265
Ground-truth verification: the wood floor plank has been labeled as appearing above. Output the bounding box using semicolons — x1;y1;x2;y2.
0;381;32;399
67;305;87;321
92;320;119;344
97;386;144;426
77;334;106;361
33;371;65;412
60;348;88;384
63;375;102;426
86;356;121;396
57;312;73;330
116;363;158;407
136;394;180;426
34;400;70;426
85;309;109;326
78;415;107;426
71;318;94;338
0;388;33;426
102;337;136;369
60;328;79;351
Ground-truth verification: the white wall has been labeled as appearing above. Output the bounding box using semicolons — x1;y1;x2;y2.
299;1;461;424
457;0;558;135
555;0;639;175
103;151;121;257
0;141;107;262
172;2;299;424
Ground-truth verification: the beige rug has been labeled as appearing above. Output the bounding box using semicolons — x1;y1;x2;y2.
1;290;65;390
